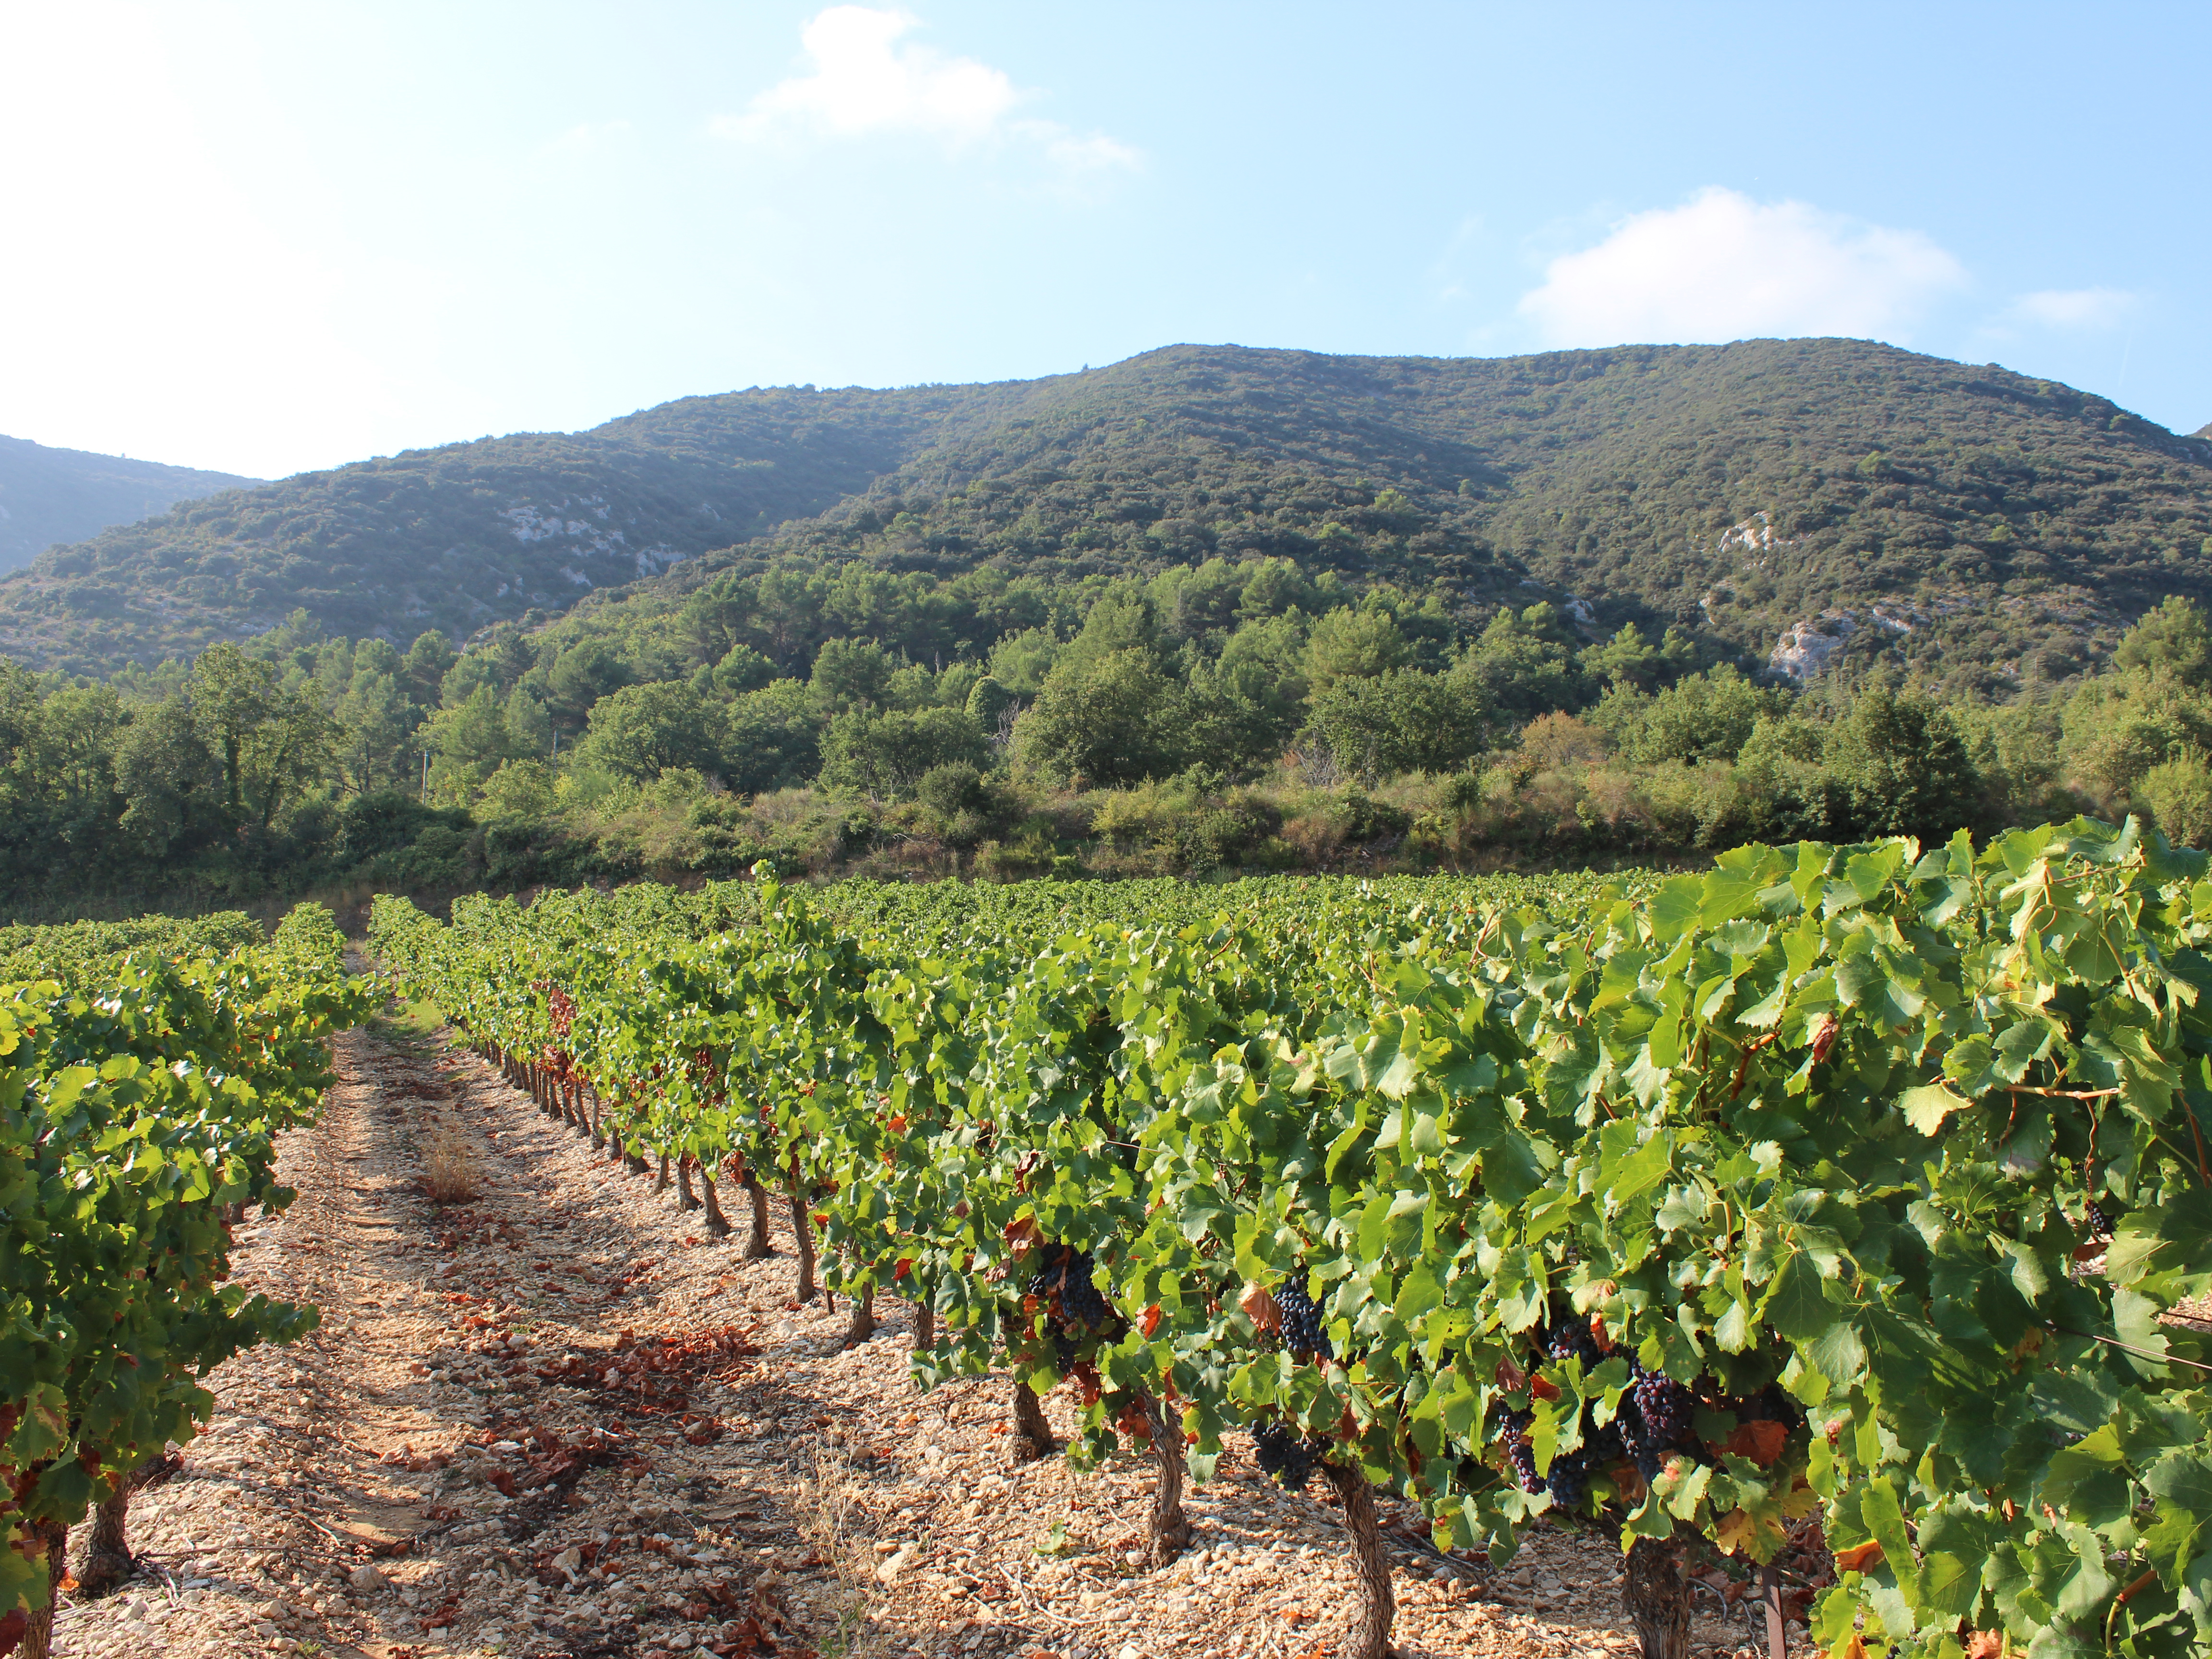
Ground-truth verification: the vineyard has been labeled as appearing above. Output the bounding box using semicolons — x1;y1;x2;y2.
354;824;2212;1659
0;904;375;1659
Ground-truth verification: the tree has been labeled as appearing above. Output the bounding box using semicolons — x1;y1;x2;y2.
1457;604;1587;724
186;643;337;830
1578;623;1697;694
114;697;220;862
2113;596;2212;688
986;627;1061;696
1304;606;1407;690
478;759;558;820
809;637;897;712
546;640;632;734
334;671;417;795
424;685;512;800
1015;649;1183;787
1056;585;1162;679
577;681;721;784
2138;751;2212;847
820;707;989;798
1823;688;1983;840
725;680;826;795
403;630;457;708
1591;665;1786;764
503;685;554;758
1304;671;1487;783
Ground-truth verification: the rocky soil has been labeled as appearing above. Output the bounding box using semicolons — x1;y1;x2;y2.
43;1016;1796;1659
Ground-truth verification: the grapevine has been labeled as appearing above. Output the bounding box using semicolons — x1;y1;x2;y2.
0;903;374;1659
369;820;2212;1659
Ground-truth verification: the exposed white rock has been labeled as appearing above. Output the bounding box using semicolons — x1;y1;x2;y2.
1713;511;1780;556
1769;614;1856;680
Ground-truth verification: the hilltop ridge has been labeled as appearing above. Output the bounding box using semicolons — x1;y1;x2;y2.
0;434;258;575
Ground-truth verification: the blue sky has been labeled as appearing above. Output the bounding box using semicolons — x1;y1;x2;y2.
2;1;2205;479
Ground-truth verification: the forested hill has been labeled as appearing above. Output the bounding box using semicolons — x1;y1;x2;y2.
0;381;1043;675
6;338;2210;684
0;435;258;575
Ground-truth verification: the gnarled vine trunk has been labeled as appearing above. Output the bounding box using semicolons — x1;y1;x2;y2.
75;1453;182;1598
844;1286;877;1346
1317;1459;1395;1659
676;1156;702;1211
787;1160;817;1302
1010;1376;1057;1463
16;1516;70;1659
1142;1392;1190;1566
742;1172;774;1258
1624;1533;1692;1659
698;1172;733;1237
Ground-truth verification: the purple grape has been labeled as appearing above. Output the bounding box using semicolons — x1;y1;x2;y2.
1506;1433;1542;1494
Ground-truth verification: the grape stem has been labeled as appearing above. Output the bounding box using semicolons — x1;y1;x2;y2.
2048;1322;2212;1375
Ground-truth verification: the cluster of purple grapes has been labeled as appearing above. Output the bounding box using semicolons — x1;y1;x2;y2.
1541;1316;1601;1368
1027;1244;1112;1359
1628;1363;1695;1454
1250;1420;1327;1491
1275;1277;1334;1360
1494;1307;1811;1512
2087;1200;2116;1238
1497;1408;1543;1494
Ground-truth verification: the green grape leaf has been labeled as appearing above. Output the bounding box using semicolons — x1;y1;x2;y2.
1899;1080;1972;1136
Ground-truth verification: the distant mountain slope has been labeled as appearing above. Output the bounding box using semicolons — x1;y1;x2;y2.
0;435;257;574
650;340;2212;691
5;340;2209;686
0;381;1049;674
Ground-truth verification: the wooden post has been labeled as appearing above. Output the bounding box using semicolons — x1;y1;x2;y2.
1761;1561;1787;1659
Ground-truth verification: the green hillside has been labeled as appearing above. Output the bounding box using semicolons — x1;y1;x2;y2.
5;340;2209;689
0;381;1042;674
0;434;257;575
649;340;2212;696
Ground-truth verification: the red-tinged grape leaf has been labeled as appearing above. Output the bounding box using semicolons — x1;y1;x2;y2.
1238;1282;1278;1331
1834;1540;1884;1573
1724;1419;1790;1467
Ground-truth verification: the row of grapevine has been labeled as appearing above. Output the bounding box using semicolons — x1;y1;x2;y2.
0;904;377;1659
0;913;268;990
369;823;2212;1659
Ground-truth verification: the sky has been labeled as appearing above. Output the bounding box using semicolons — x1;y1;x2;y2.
1;0;2206;480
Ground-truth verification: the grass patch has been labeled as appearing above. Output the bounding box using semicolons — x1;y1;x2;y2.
421;1128;481;1205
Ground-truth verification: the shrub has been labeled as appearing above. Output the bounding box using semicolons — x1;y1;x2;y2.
2137;749;2212;847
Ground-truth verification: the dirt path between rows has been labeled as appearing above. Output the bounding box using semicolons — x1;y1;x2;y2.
44;1015;1775;1659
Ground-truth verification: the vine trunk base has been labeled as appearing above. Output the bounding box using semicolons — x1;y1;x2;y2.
1142;1393;1191;1566
1316;1461;1395;1659
1010;1377;1057;1463
698;1172;732;1237
1624;1534;1692;1659
787;1172;817;1303
742;1175;775;1258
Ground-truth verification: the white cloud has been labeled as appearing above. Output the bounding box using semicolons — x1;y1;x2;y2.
2008;287;2134;328
715;6;1135;176
1518;187;1967;348
1032;125;1142;175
